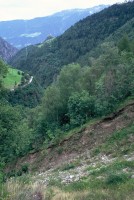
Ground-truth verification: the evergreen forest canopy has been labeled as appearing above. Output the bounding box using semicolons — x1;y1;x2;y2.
0;1;134;182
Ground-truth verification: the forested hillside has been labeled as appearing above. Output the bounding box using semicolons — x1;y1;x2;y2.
0;1;134;199
10;1;134;87
1;0;133;161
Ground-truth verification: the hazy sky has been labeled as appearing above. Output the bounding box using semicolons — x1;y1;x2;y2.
0;0;125;21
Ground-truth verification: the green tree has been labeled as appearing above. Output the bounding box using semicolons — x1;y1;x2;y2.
118;35;131;52
57;63;82;107
0;102;32;162
42;85;62;124
68;91;95;126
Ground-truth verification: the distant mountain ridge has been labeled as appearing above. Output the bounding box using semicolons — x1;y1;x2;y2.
0;37;18;61
10;1;134;88
0;5;108;48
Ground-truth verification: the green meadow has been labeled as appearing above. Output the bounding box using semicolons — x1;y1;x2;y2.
3;67;22;89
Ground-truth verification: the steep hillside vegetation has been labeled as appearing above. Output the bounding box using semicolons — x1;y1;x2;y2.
1;1;133;166
10;1;134;87
3;35;134;163
0;2;134;199
0;37;18;61
7;78;43;108
10;100;134;172
0;5;108;48
1;100;134;200
77;17;134;65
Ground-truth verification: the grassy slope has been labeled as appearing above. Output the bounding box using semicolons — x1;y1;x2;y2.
1;98;134;200
3;67;22;89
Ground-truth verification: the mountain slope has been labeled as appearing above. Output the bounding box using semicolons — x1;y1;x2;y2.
1;3;134;198
13;100;134;171
107;17;134;42
4;100;134;200
0;37;18;61
77;17;134;65
10;1;134;87
0;5;108;48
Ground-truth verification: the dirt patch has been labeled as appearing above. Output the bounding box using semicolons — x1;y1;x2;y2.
9;102;134;172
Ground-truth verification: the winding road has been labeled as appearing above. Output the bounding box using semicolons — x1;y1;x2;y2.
11;76;33;91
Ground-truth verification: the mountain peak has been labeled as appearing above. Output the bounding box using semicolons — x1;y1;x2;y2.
0;37;18;61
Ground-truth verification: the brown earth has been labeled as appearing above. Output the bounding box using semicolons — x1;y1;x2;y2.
9;101;134;172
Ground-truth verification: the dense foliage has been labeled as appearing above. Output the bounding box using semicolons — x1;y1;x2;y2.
0;61;33;164
0;2;134;175
7;78;43;108
0;102;32;162
31;38;134;144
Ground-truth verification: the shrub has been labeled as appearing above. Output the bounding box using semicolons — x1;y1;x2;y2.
106;173;128;185
21;163;29;173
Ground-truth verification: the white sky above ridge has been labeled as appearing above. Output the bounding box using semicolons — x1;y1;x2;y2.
0;0;125;21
